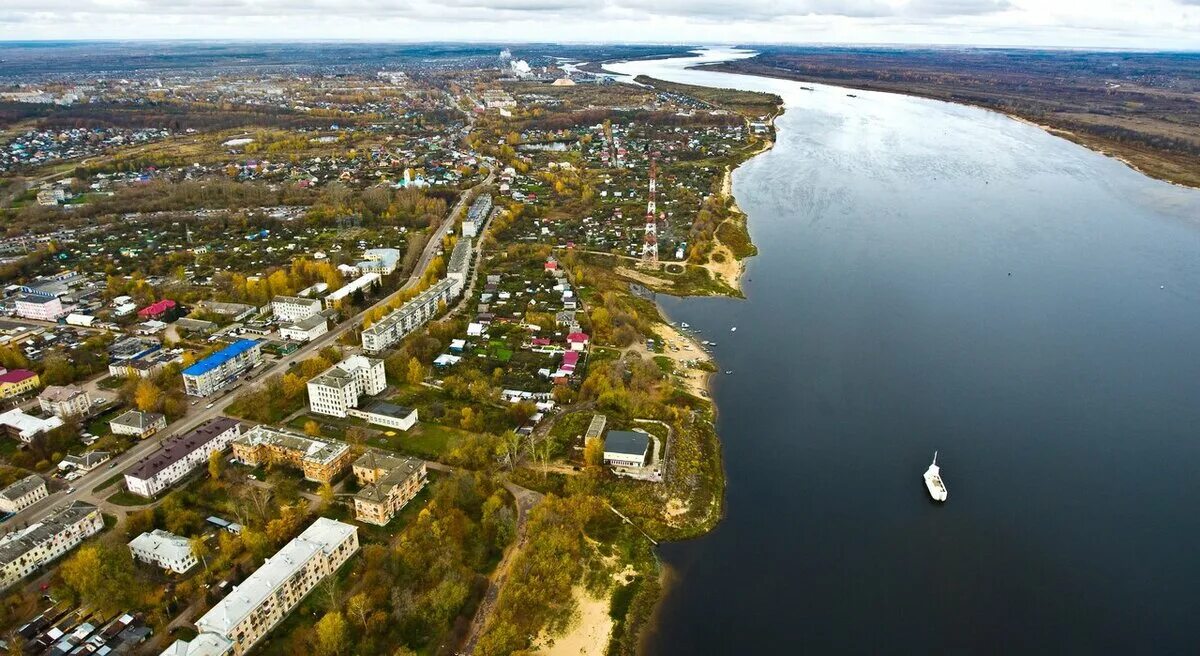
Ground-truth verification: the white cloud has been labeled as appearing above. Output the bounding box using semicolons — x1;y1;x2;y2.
0;0;1196;48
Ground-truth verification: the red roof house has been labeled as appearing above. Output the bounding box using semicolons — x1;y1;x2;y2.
566;332;589;351
138;299;177;319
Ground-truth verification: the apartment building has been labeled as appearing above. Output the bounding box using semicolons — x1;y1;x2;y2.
361;277;462;353
0;501;103;590
270;296;323;323
447;237;473;285
37;385;91;418
232;426;351;484
123;418;242;498
15;294;67;322
352;450;427;526
306;355;386;418
163;517;359;656
0;369;40;400
0;474;47;513
279;314;328;342
181;339;263;397
128;530;197;574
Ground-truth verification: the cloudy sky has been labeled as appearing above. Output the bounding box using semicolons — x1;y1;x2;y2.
1;0;1198;49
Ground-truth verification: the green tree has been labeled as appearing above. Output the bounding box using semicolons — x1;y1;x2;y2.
208;450;224;481
313;610;348;656
406;357;425;386
59;542;137;614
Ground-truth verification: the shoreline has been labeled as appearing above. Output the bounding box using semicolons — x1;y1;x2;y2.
701;61;1200;191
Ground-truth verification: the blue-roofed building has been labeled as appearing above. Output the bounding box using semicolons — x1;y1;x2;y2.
182;339;264;397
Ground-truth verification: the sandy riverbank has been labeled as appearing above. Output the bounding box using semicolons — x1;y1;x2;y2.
532;586;614;656
696;137;775;291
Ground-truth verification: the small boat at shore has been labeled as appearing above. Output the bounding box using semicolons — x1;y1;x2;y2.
924;451;947;502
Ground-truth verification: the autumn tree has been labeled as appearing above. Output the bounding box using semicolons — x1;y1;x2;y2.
134;378;161;413
313;610;348;656
59;542;138;615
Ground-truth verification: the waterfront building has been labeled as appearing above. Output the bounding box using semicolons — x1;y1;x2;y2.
602;430;651;467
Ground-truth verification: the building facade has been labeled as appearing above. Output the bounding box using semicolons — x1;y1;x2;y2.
352;451;427;526
110;409;167;439
0;474;47;514
232;426;352;484
37;385;91;418
346;402;418;432
361;277;462;353
181;340;263;397
279;314;328;342
0;502;103;590
270;296;323;323
163;518;359;656
15;295;66;322
0;370;40;399
306;355;386;418
128;530;197;574
123;418;242;498
602;430;651;468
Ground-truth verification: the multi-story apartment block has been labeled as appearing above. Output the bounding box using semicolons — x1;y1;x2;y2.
162;517;359;656
128;530;197;574
0;369;40;400
232;426;351;484
181;339;263;397
0;474;47;514
124;418;242;498
14;294;66;322
0;501;103;589
361;277;462;353
447;237;473;285
352;450;427;526
37;385;91;418
270;296;323;323
306;355;386;418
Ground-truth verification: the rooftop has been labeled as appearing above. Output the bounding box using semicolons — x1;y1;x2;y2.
235;425;350;467
124;417;239;481
182;339;261;377
194;517;356;636
0;501;98;567
0;474;44;502
604;430;650;457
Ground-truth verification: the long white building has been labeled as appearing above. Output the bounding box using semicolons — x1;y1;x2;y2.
0;474;47;514
306;355;386;418
123;418;242;498
0;501;103;590
447;237;473;285
162;517;359;656
270;296;323;323
361;277;462;353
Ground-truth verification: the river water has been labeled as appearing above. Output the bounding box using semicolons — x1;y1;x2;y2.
606;50;1200;653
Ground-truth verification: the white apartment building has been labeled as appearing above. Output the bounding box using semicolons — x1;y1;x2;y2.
270;296;323;323
129;529;197;574
37;385;91;418
15;295;67;322
358;248;401;276
306;356;386;418
0;502;103;590
279;314;328;342
181;340;263;397
0;474;47;514
123;417;241;498
361;277;462;353
447;237;473;285
162;517;359;656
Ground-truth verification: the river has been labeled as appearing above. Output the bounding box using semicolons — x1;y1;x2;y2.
605;49;1200;653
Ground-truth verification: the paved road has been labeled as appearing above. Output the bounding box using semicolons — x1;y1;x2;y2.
1;172;494;535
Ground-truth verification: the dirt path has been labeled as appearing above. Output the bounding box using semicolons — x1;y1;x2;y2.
460;480;544;654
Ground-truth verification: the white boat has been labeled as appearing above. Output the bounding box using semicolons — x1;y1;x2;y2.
730;326;737;332
924;451;947;502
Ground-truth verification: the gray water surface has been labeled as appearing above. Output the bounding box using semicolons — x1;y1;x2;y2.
607;50;1200;654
